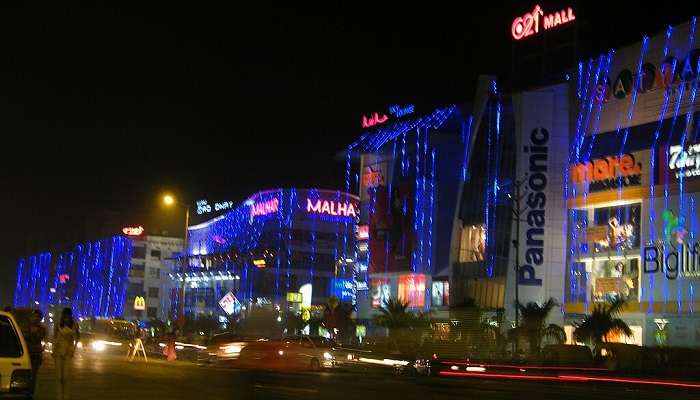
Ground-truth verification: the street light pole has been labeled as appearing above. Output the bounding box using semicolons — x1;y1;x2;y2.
512;181;521;359
178;207;190;331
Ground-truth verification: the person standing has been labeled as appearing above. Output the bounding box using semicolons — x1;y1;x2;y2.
52;308;79;400
26;310;47;393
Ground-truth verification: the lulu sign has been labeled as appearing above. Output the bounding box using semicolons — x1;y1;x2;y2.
570;153;642;193
361;104;415;129
306;198;358;219
511;4;575;41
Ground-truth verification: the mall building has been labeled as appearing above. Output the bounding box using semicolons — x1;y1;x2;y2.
499;19;700;348
168;188;359;320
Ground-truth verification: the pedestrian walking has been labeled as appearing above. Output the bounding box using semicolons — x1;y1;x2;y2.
52;308;79;400
27;309;47;393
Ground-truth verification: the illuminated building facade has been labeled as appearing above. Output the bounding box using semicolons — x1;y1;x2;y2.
349;103;509;319
500;20;700;347
556;20;700;347
168;188;359;318
13;235;133;318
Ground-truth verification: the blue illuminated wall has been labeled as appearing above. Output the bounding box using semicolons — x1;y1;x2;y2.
13;235;133;318
176;188;359;314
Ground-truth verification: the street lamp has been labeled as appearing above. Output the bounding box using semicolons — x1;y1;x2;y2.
162;194;190;330
499;178;528;359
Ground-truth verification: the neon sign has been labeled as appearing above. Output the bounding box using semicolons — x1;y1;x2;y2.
388;104;414;118
306;198;358;218
362;112;389;129
122;226;144;236
511;5;575;41
250;198;279;218
196;199;233;215
357;225;369;240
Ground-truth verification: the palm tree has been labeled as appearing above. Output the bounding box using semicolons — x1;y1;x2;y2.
514;298;566;355
375;297;414;330
573;298;632;346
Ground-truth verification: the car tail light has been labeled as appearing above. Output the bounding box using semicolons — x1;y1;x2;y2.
11;369;31;391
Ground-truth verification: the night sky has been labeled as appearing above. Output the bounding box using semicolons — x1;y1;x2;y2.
1;2;699;306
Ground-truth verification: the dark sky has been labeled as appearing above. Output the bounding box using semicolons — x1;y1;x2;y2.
1;2;699;305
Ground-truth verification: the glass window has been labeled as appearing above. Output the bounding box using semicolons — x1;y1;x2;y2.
431;281;450;307
150;249;162;259
147;307;157;319
131;263;145;271
591;203;641;252
132;246;146;259
566;262;588;303
459;224;485;262
0;316;22;357
591;258;639;302
127;282;143;296
148;287;159;298
149;267;160;279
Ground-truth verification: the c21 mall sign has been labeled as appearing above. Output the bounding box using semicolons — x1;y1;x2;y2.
511;4;575;41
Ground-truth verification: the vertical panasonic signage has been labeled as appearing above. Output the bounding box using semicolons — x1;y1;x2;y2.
507;85;568;320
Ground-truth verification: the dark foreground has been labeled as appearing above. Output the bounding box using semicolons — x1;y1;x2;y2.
29;353;700;400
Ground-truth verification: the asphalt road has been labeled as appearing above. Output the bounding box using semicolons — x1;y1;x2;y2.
29;353;700;400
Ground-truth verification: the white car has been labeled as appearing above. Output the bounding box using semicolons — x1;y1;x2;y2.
0;310;33;398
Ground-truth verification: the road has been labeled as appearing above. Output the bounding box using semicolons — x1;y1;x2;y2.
30;353;700;400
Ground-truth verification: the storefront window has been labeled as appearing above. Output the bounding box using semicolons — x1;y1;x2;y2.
591;204;641;252
371;278;391;308
591;258;639;302
566;262;587;303
398;274;426;308
431;281;450;307
459;224;485;262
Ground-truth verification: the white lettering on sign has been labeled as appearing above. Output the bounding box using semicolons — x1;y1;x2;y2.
669;143;700;178
197;199;233;215
306;198;358;218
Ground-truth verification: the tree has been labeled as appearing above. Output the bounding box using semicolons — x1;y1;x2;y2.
374;297;426;354
573;298;632;346
513;298;566;356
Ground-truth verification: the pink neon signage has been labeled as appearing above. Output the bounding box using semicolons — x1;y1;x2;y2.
511;5;575;41
250;198;279;218
306;198;358;218
361;112;389;129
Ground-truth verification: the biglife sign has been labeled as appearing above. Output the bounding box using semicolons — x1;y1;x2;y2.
507;84;569;318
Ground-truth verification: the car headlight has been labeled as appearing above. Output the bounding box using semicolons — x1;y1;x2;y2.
278;350;284;356
323;352;333;360
10;369;31;390
76;341;83;349
221;345;242;354
91;341;106;351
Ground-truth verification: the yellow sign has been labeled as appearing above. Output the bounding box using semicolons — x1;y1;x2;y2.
286;292;303;303
134;296;146;311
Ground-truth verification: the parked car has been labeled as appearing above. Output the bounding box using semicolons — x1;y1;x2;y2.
0;310;33;398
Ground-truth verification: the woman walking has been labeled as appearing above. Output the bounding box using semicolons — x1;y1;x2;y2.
52;308;80;400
